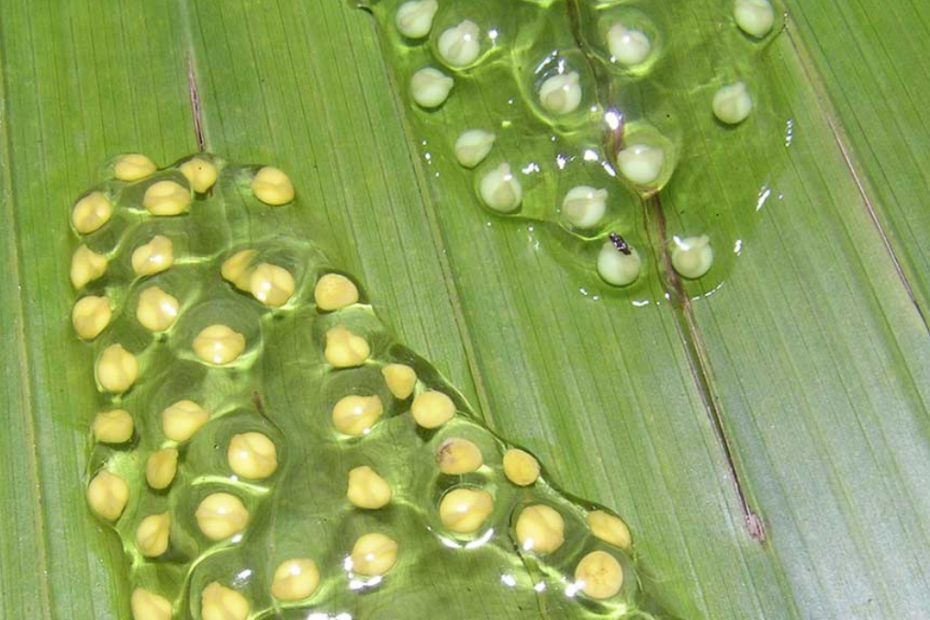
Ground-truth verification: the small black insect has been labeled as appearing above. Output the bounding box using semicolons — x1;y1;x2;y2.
608;232;631;255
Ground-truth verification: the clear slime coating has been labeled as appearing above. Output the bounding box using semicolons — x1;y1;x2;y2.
371;0;779;303
72;153;648;618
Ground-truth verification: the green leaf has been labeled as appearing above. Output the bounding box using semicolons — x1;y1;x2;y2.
2;0;929;618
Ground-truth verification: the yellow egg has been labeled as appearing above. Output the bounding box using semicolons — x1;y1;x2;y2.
515;505;565;554
251;166;295;206
95;344;139;393
439;487;493;534
135;512;171;557
131;235;174;277
411;390;456;429
72;295;111;340
71;192;112;234
346;466;392;509
324;326;370;368
502;448;540;486
227;432;278;479
331;395;383;436
574;550;623;599
313;273;359;311
193;324;246;365
92;409;134;444
271;558;320;601
86;470;129;522
130;588;172;620
114;154;157;181
350;533;398;576
143;180;191;216
436;437;483;474
249;263;294;307
201;582;250;620
70;245;107;289
195;492;249;541
587;510;632;551
179;157;218;193
146;448;179;490
381;363;417;399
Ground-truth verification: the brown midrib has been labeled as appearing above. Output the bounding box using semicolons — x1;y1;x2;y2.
564;0;765;543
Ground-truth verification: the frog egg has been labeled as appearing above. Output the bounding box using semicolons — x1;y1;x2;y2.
587;510;632;550
562;186;607;228
95;344;139;393
227;432;278;479
251;167;295;206
131;235;174;277
574;550;624;599
734;0;775;38
195;492;250;540
713;82;753;125
249;263;295;308
71;192;112;234
271;558;320;602
130;588;172;620
161;400;211;442
136;286;180;332
454;130;496;169
86;470;129;522
346;465;392;509
193;324;246;365
616;144;665;186
539;71;582;116
70;245;108;289
350;533;398;576
439;487;494;534
142;180;191;216
332;395;384;436
221;250;258;292
324;326;371;368
437;20;481;67
411;390;456;429
436;437;483;474
410;67;454;108
92;409;133;444
395;0;438;39
201;582;250;620
515;505;565;554
314;273;359;311
597;241;642;287
114;154;157;182
72;295;112;340
179;157;218;193
607;24;651;66
146;448;179;490
502;449;540;486
671;235;714;279
478;163;522;213
135;512;171;557
382;363;417;399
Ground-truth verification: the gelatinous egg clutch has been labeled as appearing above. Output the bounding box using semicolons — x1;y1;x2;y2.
71;153;654;618
374;0;780;299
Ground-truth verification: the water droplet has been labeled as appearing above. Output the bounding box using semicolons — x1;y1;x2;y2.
784;119;794;147
756;185;772;211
